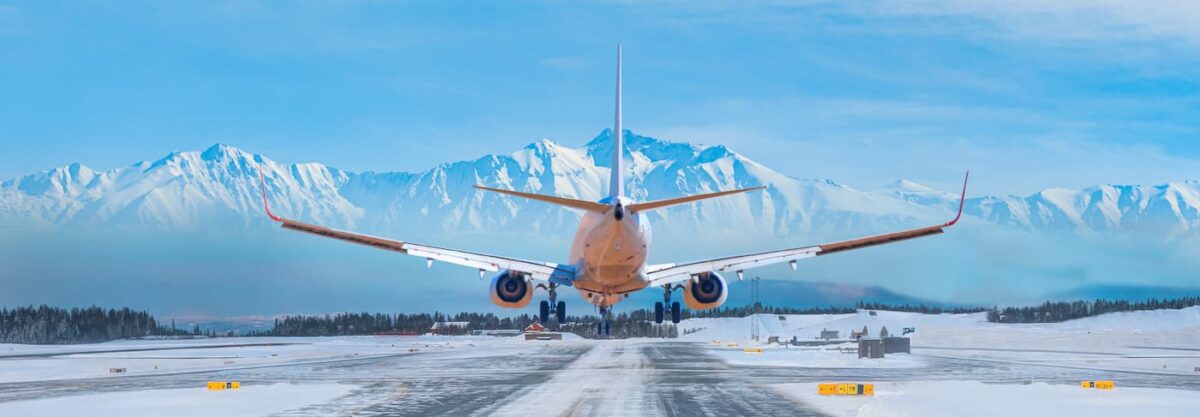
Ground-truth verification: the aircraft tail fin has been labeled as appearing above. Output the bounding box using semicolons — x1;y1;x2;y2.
626;186;766;212
610;45;624;198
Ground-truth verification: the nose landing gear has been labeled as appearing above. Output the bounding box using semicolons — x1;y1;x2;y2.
596;305;612;336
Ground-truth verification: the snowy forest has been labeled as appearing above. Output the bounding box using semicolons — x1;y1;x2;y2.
0;305;185;344
258;303;990;339
986;296;1200;323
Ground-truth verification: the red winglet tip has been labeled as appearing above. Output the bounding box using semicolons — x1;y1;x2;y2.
944;171;969;227
259;171;282;222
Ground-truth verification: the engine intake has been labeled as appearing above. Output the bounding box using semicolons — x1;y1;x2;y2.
683;271;728;310
489;270;533;308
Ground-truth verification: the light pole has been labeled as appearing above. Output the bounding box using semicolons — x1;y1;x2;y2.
751;276;761;342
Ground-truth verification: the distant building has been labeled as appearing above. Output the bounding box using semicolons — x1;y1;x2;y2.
525;332;562;340
820;329;839;340
470;329;521;337
429;321;469;335
858;338;885;359
883;337;910;354
524;322;546;333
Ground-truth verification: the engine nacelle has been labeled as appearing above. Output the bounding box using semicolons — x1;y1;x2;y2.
489;270;533;308
683;271;728;310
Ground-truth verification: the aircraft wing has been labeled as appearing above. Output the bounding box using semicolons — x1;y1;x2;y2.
258;173;574;283
647;172;969;285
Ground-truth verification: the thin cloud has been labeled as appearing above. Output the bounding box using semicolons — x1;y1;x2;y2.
541;56;588;70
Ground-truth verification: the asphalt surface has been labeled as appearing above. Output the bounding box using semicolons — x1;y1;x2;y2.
1;340;1198;416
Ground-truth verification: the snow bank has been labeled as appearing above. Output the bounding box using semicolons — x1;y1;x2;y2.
0;383;355;417
682;307;1200;374
708;346;923;369
776;380;1200;417
0;335;529;383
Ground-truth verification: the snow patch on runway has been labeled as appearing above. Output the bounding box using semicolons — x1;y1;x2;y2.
0;382;355;417
490;341;657;416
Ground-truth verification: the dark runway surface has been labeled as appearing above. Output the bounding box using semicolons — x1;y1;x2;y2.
0;340;1197;416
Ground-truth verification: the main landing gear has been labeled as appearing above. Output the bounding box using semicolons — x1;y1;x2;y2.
537;283;566;324
655;285;682;324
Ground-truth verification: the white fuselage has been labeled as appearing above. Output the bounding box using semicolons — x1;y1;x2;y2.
568;196;652;307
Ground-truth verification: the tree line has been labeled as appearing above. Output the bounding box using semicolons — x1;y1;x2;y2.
6;296;1198;343
0;305;191;344
985;296;1200;323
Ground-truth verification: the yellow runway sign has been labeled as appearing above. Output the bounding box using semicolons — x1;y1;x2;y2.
207;381;241;391
1081;380;1114;390
819;383;874;396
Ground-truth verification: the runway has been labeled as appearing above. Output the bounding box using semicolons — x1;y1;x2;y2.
1;339;1197;416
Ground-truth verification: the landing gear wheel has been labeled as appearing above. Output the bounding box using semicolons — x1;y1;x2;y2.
654;302;664;324
670;302;682;324
556;301;566;323
539;301;550;324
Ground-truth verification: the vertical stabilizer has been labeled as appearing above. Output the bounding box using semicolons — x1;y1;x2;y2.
610;45;624;198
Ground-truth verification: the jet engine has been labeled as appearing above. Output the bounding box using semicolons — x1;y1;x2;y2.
489;270;533;308
683;271;728;310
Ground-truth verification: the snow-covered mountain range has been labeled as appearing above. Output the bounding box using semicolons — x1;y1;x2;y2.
3;130;1199;240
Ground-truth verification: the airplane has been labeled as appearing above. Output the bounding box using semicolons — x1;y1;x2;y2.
257;46;969;335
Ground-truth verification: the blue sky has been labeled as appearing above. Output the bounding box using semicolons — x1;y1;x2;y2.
3;2;1200;317
1;1;1198;196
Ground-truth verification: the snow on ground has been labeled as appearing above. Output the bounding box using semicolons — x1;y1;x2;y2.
0;335;532;383
774;380;1200;417
707;345;923;369
679;307;1200;374
0;382;355;417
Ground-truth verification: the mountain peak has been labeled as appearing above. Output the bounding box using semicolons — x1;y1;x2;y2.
882;179;937;193
522;138;561;152
201;143;248;161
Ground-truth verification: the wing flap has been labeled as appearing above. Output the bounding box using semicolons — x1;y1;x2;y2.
647;172;969;285
260;172;571;282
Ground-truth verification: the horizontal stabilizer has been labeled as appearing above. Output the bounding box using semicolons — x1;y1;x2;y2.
474;185;608;212
627;186;766;212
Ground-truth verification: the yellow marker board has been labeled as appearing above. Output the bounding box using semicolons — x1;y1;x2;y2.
743;347;764;354
1081;381;1115;390
819;383;874;396
207;381;241;391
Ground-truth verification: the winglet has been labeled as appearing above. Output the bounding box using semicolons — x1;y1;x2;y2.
259;171;282;222
943;171;969;227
